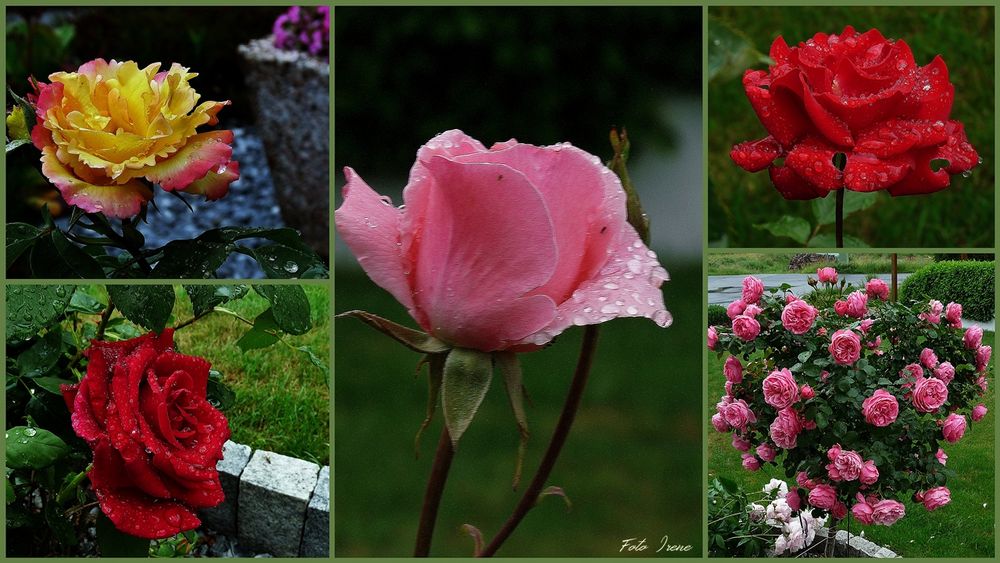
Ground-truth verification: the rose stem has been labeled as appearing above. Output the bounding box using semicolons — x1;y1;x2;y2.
413;426;456;557
835;188;844;248
479;325;600;557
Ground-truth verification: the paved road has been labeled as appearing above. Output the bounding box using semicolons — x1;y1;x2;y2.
708;273;994;331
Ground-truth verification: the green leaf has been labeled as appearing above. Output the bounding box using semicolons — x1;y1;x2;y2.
206;371;236;410
96;513;151;556
808;233;870;248
66;288;106;314
6;138;30;152
812;190;880;225
496;351;529;489
6;223;43;269
45;502;77;546
17;328;64;378
335;310;449;354
235;308;281;351
153;239;233;278
29;230;105;278
707;16;769;82
249;243;328;279
441;348;493;447
753;215;811;244
797;350;813;363
295;345;329;376
184;284;249;316
108;285;175;332
253;285;311;335
6;285;75;343
5;426;69;469
29;376;72;395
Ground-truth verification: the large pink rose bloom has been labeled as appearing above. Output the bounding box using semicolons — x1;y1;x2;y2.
922;487;951;511
844;290;868;318
732;315;761;341
722;400;757;429
817;267;837;284
742;276;765;304
781;299;817;334
828;329;861;365
808;484;837;510
723;356;744;383
865;278;889;300
912;377;948;413
861;389;899;427
335;130;670;351
945;302;963;328
976;345;992;372
726;299;747;319
762;368;799;409
964;326;983;350
942;413;967;443
871;500;905;525
769;407;802;449
826;447;863;481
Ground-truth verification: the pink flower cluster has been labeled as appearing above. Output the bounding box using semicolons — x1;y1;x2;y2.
709;274;991;527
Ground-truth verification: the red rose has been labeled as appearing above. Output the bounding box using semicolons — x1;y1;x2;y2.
731;26;978;199
61;330;230;539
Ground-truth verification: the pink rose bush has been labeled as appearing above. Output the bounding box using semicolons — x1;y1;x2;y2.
710;276;991;528
336;130;670;352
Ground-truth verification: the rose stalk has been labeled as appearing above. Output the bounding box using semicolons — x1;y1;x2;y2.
335;129;670;556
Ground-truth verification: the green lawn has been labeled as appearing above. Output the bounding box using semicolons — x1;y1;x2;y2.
707;253;936;276
708;6;994;248
706;343;995;558
335;263;703;557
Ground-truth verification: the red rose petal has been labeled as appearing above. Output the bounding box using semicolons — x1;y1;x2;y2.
785;138;844;191
770;36;792;64
70;381;105;442
153;352;211;396
937;121;979;174
60;383;79;413
887;147;951;196
730;136;783;172
88;438;131;492
904;56;954;121
768;164;828;200
799;74;854;146
843;153;913;192
95;487;201;540
855;119;950;158
743;69;811;146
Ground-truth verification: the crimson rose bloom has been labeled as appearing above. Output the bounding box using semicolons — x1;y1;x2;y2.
731;26;979;199
61;330;229;539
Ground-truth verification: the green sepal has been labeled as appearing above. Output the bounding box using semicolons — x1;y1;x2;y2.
441;347;493;447
336;310;450;354
608;128;650;245
496;351;530;489
413;353;446;457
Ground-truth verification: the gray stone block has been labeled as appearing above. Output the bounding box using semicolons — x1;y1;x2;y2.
299;465;330;556
199;440;252;535
874;546;899;558
238;449;320;557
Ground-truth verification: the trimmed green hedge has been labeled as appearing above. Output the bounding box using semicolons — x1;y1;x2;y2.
708;304;728;326
900;261;995;321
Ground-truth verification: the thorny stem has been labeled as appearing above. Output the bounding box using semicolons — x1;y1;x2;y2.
478;325;601;557
95;303;115;341
835;189;844;248
413;427;455;557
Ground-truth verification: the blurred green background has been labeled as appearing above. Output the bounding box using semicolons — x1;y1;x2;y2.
334;6;703;556
708;6;994;248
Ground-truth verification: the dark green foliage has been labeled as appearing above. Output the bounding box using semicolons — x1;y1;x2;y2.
901;261;995;321
708;304;729;326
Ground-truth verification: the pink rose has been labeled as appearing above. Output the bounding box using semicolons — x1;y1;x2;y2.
723;356;743;383
942;413;967;443
965;326;983;350
726;298;747;319
335;130;670;352
732;434;751;452
852;500;875;525
936;448;948;465
865;278;889;300
732;315;761;341
781;299;817;335
920;348;939;369
785;293;799;303
817;267;837;284
826;443;842;461
945;302;963;328
921;487;951;511
742;276;765;304
786;488;802;511
818;327;828;337
743;304;763;317
741;453;761;471
756;443;777;462
977;375;989;394
800;385;814;400
977;345;992;372
859;318;874;334
808;484;837;510
862;389;899;427
859;460;879;485
866;335;882;350
834;300;849;316
722;400;757;429
827;448;863;482
919;300;943;324
762;368;799;409
901;362;924;380
829;329;861;365
707;326;718;350
972;404;988;421
796;472;817;490
845;290;868;318
912;377;948;412
871;499;905;526
724;381;734;396
934;362;955;385
710;413;729;433
769;407;802;449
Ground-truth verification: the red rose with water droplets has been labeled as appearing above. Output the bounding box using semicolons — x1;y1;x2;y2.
60;330;229;539
731;26;979;199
